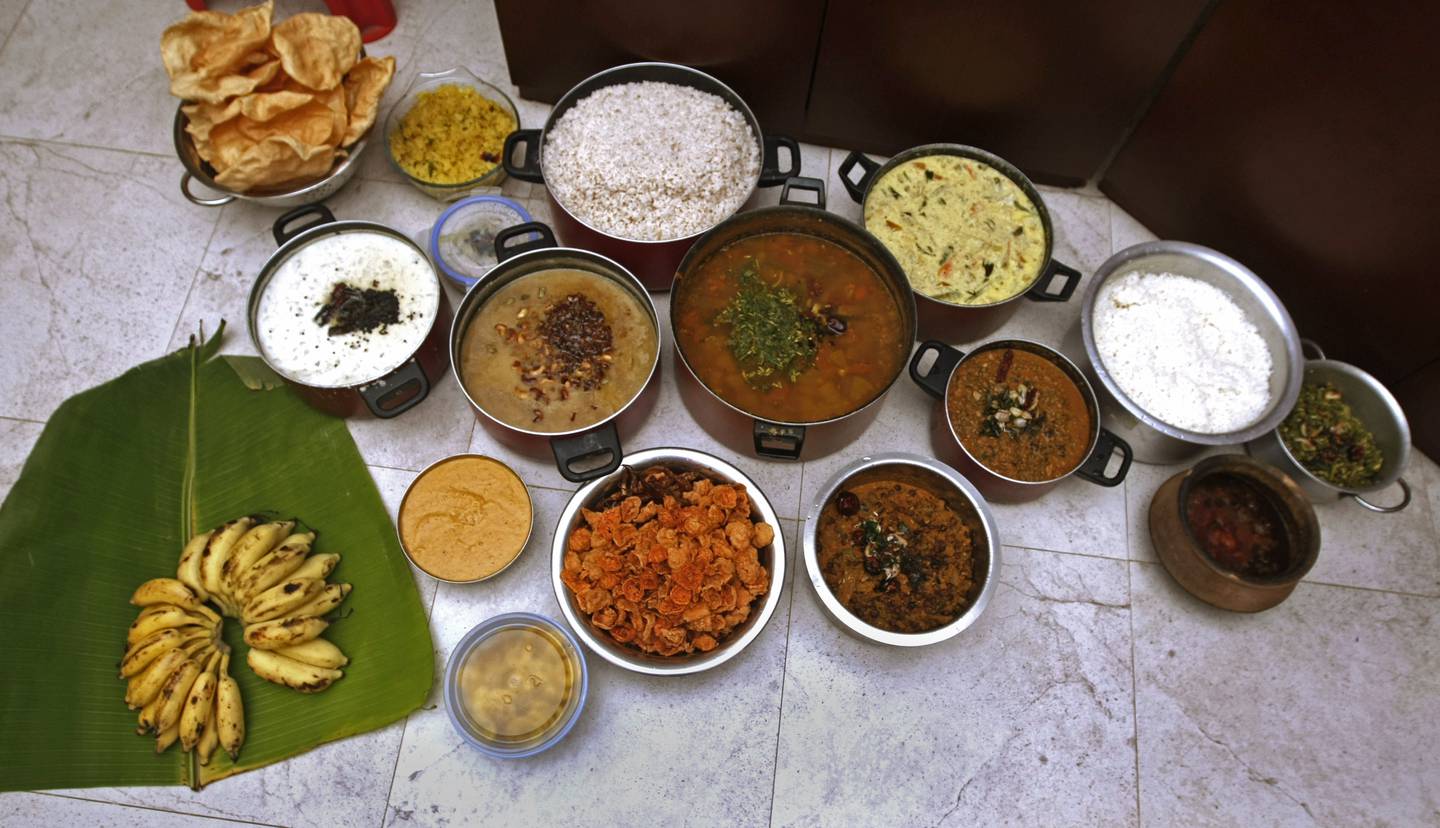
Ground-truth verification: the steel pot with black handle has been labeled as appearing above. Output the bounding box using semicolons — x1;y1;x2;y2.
502;61;801;291
839;143;1081;342
669;177;917;462
909;338;1132;502
247;204;452;419
450;222;662;483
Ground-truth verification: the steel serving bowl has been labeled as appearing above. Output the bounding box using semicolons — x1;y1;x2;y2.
443;612;588;758
173;105;370;208
802;452;1002;647
1074;241;1304;464
1246;341;1412;513
549;447;787;675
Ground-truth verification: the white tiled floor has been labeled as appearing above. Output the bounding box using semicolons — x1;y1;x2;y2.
1;2;1437;826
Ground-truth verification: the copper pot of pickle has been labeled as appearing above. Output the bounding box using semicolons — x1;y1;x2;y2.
1149;454;1320;612
247;204;452;419
909;339;1132;502
839;144;1081;343
449;222;661;483
669;178;917;461
1245;340;1412;513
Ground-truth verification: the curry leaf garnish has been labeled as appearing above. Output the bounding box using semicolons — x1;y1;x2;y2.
714;258;822;388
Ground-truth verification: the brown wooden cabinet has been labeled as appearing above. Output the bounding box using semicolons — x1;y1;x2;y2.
1101;1;1440;456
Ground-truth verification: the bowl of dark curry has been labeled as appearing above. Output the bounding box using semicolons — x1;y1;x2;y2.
803;453;1001;647
1148;454;1319;612
909;338;1132;502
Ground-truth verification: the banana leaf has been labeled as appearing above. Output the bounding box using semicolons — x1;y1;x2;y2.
0;325;434;790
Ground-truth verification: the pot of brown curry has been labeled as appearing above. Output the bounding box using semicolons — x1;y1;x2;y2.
909;339;1133;502
670;177;917;461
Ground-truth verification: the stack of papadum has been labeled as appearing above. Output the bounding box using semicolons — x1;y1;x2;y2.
161;1;395;192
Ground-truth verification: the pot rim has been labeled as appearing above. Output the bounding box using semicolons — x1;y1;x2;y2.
396;453;535;584
1267;358;1411;495
1079;240;1304;446
532;61;769;245
668;203;918;428
801;451;1002;647
854;142;1058;310
448;245;662;438
1174;454;1320;586
548;446;788;675
246;219;445;390
938;338;1104;487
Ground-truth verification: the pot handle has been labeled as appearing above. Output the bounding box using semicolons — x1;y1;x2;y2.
180;172;235;207
273;203;336;246
1348;477;1411;513
754;421;805;460
1025;259;1082;303
908;340;965;400
838;151;881;204
494;221;556;263
758;135;802;187
551;423;623;483
1074;427;1133;487
359;358;430;419
779;176;826;210
1300;338;1326;360
502;129;545;183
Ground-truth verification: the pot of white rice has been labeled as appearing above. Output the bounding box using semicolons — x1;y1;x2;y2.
501;62;800;291
1073;241;1303;464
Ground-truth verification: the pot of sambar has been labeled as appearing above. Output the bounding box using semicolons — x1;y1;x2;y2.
669;177;917;461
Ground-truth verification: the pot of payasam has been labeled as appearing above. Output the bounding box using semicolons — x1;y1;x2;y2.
838;144;1082;343
669;177;916;461
450;222;661;483
909;339;1132;502
247;204;452;419
398;454;534;583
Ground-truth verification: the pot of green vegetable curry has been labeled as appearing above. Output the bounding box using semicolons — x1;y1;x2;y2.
669;177;917;461
1245;341;1412;513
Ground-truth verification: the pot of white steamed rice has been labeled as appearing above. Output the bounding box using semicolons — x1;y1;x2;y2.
1073;241;1303;464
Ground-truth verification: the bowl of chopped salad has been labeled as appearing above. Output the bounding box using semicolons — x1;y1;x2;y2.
386;66;519;201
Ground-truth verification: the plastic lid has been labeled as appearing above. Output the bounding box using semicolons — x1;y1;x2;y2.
430;195;533;289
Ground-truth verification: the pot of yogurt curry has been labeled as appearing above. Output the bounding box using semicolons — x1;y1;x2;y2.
839;143;1082;342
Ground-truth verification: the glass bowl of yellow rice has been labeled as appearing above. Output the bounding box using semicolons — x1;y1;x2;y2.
386;67;520;201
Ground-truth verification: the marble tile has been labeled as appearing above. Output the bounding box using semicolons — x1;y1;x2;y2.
0;141;219;421
1109;202;1158;253
1419;450;1440;539
772;546;1135;826
0;792;242;827
466;298;806;520
0;1;180;153
384;495;796;827
1131;560;1440;825
0;417;43;502
1304;459;1439;596
368;464;440;614
0;0;27;52
168;178;478;473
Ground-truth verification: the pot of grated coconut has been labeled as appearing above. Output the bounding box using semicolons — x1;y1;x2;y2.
1071;241;1304;465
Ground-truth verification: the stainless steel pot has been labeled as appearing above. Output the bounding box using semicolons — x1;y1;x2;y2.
802;452;1001;647
449;222;661;483
1246;341;1412;513
1072;241;1304;464
549;447;787;675
669;178;917;461
173;106;368;208
501;61;800;291
839;143;1081;342
247;204;451;419
909;338;1131;502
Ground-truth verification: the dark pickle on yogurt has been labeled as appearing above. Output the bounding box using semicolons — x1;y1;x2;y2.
816;480;975;633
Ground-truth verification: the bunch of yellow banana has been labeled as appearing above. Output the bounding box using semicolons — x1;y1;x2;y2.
119;517;354;762
121;578;243;762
